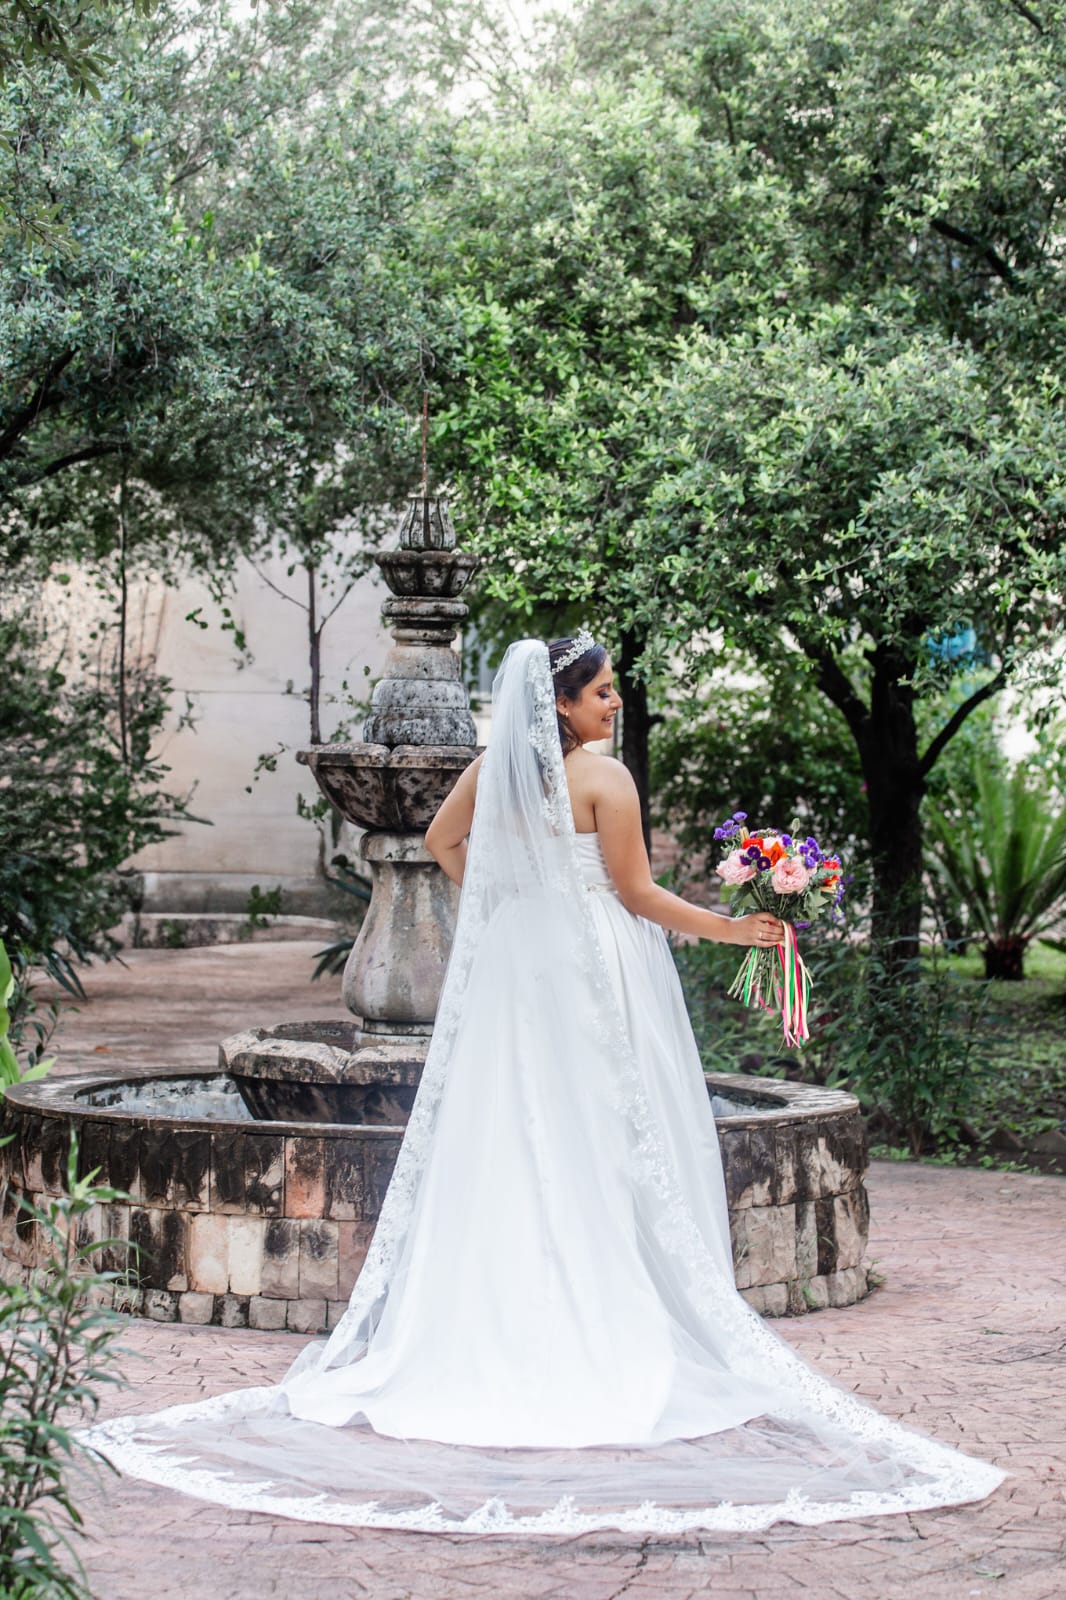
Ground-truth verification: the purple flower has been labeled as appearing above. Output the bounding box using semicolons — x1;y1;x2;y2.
781;834;793;847
756;854;772;871
732;812;747;822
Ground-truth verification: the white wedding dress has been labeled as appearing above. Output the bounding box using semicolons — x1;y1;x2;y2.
83;640;1004;1533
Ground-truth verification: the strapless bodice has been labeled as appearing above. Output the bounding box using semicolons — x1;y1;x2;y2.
573;831;617;893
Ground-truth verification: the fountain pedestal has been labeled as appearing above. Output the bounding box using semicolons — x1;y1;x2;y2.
226;493;479;1120
339;831;452;1075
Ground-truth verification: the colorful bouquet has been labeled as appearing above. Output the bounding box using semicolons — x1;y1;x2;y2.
714;813;845;1047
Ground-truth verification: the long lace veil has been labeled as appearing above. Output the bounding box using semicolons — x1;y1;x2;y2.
290;639;589;1376
82;640;1004;1533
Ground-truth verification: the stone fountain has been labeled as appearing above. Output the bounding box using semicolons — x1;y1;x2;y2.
220;493;479;1125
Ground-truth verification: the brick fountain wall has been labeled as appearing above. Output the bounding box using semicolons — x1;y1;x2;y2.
1;1068;869;1329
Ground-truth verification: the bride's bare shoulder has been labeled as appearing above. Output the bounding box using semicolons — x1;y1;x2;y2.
571;749;634;797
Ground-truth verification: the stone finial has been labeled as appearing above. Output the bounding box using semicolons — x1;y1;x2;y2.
361;491;478;749
397;494;457;552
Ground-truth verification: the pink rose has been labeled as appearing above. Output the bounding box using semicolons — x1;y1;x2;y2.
716;851;756;885
771;856;811;895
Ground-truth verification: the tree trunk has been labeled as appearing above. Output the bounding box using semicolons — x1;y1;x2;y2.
616;629;652;853
116;461;130;768
858;646;926;965
307;561;322;745
984;935;1029;981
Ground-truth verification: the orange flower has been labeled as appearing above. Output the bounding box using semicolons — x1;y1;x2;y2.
767;841;787;865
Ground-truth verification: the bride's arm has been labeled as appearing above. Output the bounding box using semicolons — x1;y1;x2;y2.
594;759;783;947
425;755;483;885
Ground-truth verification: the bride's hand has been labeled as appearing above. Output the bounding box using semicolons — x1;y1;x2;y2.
731;913;785;948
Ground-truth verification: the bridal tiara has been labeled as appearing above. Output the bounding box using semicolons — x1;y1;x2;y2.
551;628;598;676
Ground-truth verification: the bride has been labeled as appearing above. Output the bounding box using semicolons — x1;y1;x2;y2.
84;634;1005;1532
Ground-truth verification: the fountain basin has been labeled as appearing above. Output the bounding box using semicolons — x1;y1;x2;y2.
297;744;474;832
375;549;479;599
1;1066;869;1331
223;1023;422;1124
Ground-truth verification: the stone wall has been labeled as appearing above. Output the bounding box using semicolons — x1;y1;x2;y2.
718;1107;871;1315
0;1080;398;1333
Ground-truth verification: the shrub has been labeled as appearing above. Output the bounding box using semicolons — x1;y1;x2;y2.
841;949;992;1156
0;612;187;1030
673;927;990;1157
0;1134;131;1600
1;938;52;1088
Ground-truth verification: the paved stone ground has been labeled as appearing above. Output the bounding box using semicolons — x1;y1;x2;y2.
44;940;350;1079
42;946;1066;1599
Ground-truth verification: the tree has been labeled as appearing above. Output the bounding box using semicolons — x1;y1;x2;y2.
0;0;150;93
2;0;451;681
1;0;449;988
195;88;434;742
630;304;1066;951
1;2;434;528
0;0;155;254
567;0;1066;356
428;72;800;836
427;0;1066;942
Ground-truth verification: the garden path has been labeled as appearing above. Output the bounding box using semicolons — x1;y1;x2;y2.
50;944;1065;1600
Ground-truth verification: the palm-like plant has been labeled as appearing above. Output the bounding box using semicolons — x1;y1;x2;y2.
926;757;1066;979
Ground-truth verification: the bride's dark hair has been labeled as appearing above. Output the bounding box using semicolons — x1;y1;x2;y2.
548;636;608;755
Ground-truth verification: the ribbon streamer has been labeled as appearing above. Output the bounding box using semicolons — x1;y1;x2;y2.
777;922;811;1048
727;923;811;1048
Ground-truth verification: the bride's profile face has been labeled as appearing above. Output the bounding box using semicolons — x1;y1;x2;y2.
558;660;623;747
